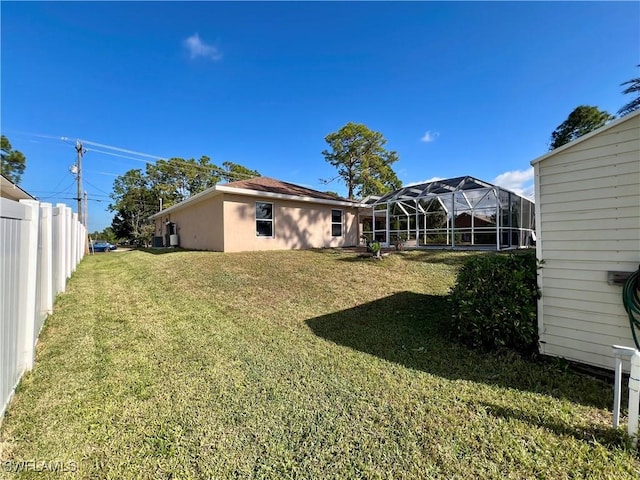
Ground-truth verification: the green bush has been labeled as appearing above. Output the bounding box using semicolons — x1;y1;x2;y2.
449;251;540;355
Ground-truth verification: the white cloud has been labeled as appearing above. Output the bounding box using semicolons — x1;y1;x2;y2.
184;33;222;61
404;176;444;187
420;130;440;143
492;167;535;198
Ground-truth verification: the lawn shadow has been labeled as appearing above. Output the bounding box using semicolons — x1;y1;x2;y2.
479;401;629;449
314;249;484;265
305;291;614;410
137;247;194;255
334;253;380;263
393;250;483;265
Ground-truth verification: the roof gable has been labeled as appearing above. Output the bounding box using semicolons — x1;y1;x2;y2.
149;176;359;220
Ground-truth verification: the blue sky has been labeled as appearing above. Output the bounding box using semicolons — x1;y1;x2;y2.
2;1;638;232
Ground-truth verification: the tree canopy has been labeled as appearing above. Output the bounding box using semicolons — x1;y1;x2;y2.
549;106;615;150
1;135;27;184
221;161;260;182
146;156;220;207
110;169;156;243
321;122;401;199
109;157;260;243
618;65;640;116
89;227;117;244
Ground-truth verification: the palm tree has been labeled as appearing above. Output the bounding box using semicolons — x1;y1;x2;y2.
618;65;640;116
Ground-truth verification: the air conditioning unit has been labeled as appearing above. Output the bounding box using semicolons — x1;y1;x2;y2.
170;234;179;247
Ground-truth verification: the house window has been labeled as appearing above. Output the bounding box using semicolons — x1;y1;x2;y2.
256;202;273;237
331;209;343;237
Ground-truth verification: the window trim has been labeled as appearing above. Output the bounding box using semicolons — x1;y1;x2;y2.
331;209;343;237
255;201;274;238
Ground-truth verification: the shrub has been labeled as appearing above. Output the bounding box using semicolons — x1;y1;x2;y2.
449;251;540;355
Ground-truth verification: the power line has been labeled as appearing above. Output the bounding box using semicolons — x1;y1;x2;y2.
57;197;111;203
36;179;78;200
30;189;111;199
80;142;260;183
84;147;152;164
8;129;258;176
79;138;165;160
43;171;75;195
83;178;113;197
10;131;263;214
7;130;171;163
9;130;261;181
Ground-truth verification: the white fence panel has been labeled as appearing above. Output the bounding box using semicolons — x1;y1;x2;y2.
52;203;66;294
71;212;78;272
36;203;53;338
18;200;39;373
1;199;28;423
0;198;85;423
65;206;72;280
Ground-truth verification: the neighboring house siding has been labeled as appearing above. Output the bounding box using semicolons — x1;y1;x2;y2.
156;195;224;251
222;194;359;252
534;112;640;371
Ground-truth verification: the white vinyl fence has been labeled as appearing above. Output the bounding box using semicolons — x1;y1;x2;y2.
1;198;86;423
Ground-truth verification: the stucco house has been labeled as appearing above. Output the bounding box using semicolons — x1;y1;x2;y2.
149;177;361;252
532;109;640;371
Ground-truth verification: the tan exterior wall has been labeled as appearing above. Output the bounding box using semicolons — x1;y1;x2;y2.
154;195;224;251
534;112;640;371
222;193;359;252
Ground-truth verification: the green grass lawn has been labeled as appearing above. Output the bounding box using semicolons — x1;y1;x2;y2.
1;249;638;479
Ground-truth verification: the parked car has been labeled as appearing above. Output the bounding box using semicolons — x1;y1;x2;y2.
91;241;116;252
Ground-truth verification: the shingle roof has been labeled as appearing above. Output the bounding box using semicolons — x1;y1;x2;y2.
224;177;351;202
149;176;358;220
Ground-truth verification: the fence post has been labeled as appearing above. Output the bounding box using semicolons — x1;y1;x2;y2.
80;222;85;261
81;224;86;260
71;212;77;272
53;204;65;294
76;221;81;265
39;203;54;319
18;200;40;372
78;221;82;264
65;206;72;280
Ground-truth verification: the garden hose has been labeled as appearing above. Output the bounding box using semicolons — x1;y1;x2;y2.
623;265;640;350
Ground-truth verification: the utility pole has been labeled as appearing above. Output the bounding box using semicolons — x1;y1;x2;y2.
83;190;90;254
75;140;87;226
83;190;88;229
